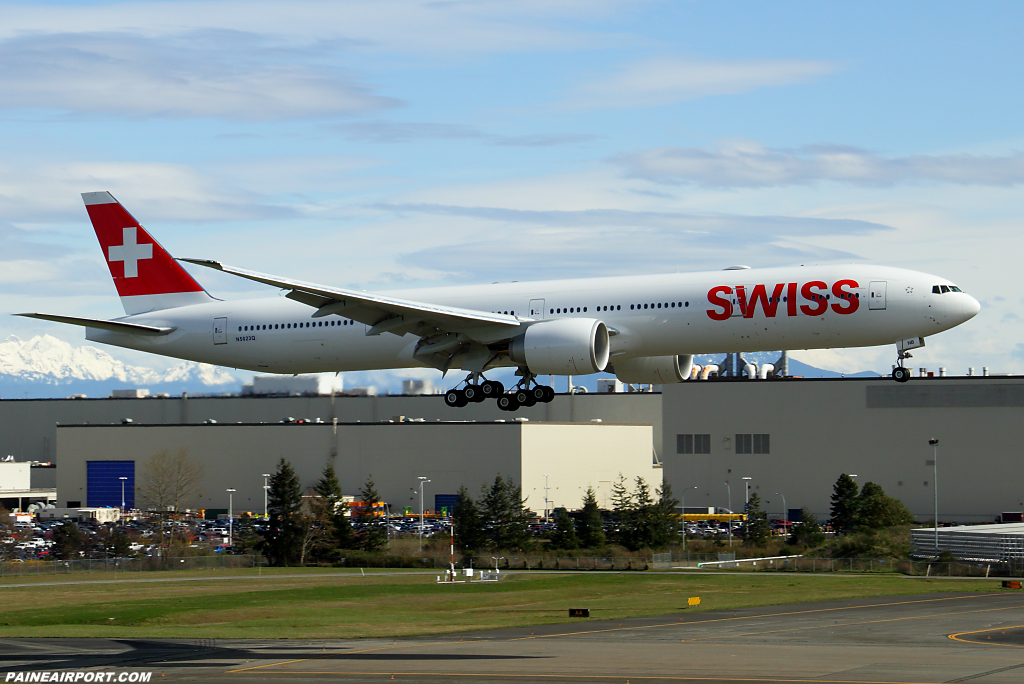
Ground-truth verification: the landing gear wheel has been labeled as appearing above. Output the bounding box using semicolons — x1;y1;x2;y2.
481;380;505;398
892;367;911;383
540;385;555;403
497;394;519;412
530;386;547;403
463;384;486;403
444;388;468;407
515;388;536;407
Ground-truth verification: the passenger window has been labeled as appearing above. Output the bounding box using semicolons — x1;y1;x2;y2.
583;307;587;312
657;303;661;309
684;302;688;307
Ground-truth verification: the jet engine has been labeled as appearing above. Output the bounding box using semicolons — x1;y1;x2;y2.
508;318;610;375
613;355;693;384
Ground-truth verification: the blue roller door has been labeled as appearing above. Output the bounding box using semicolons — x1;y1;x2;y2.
87;461;135;508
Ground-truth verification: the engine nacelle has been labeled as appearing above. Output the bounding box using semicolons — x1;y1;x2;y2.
508;318;610;375
613;355;694;384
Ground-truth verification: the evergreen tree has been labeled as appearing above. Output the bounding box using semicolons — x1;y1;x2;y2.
576;486;606;548
743;492;770;547
550;509;579;549
451;485;484;552
479;475;533;551
314;463;355;550
357;476;387;552
856;482;915;529
261;457;304;566
233;512;261;554
788;508;825;547
52;521;85;560
649;482;681;549
609;474;635;546
830;474;860;534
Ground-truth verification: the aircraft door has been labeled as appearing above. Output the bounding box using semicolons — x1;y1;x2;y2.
868;281;887;310
529;299;546;319
213;317;227;345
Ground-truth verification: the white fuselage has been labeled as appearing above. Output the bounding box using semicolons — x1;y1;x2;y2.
86;264;979;375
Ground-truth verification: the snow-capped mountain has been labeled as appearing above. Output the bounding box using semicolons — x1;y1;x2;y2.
0;335;241;398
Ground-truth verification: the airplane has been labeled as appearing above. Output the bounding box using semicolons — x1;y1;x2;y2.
18;192;980;411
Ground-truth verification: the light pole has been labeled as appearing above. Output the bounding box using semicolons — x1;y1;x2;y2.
226;488;236;548
544;474;552;522
742;477;752;506
775;492;787;538
418;477;431;552
680;486;697;559
725;481;733;548
491;556;504;573
262;473;271;519
383;502;392;550
119;476;127;525
929;438;939;556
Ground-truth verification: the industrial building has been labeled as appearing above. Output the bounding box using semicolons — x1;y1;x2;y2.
55;421;655;516
662;376;1024;523
3;373;1024;523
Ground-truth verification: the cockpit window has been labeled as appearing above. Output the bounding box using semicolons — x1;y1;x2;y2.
940;285;950;293
932;285;941;294
950;286;962;292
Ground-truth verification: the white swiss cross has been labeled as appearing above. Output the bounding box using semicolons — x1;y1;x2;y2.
108;227;154;278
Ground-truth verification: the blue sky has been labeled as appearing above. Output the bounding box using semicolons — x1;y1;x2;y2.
2;0;1022;386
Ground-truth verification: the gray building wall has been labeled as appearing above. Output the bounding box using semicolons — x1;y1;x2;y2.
56;422;655;515
662;377;1024;523
1;392;661;464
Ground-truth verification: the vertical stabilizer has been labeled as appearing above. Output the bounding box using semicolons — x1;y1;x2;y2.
82;191;214;315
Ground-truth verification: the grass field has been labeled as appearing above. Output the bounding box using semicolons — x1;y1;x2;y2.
0;569;1002;639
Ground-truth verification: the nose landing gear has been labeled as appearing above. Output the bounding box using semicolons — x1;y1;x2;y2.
892;350;913;383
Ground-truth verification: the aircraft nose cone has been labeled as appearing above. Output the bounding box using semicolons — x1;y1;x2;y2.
962;295;981;321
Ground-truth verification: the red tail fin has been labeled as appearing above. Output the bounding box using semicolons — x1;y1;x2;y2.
82;191;213;315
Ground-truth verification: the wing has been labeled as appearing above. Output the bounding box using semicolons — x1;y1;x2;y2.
179;258;522;343
16;313;176;336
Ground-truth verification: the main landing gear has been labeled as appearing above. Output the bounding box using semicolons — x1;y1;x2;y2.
444;373;555;411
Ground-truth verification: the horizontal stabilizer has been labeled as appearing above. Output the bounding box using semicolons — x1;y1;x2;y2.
16;313;176;336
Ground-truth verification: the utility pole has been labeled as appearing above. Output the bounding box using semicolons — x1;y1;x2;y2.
929;438;939;556
725;481;733;548
775;492;787;538
544;474;552;522
262;473;271;519
119;477;127;526
418;476;431;552
226;488;236;547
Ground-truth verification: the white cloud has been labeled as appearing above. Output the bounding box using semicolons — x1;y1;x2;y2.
0;0;622;55
0;31;396;120
571;58;837;108
0;160;294;223
615;140;1024;187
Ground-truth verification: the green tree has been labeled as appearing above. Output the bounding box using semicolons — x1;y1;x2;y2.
479;476;532;551
649;482;681;549
233;512;261;555
550;509;579;550
314;463;355;550
451;485;484;552
743;492;770;548
52;521;85;560
261;458;304;566
357;476;386;552
610;474;635;547
788;508;825;547
576;487;606;549
856;482;915;529
104;529;132;557
830;474;860;534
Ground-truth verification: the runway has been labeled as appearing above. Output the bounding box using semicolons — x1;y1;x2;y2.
2;591;1024;682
